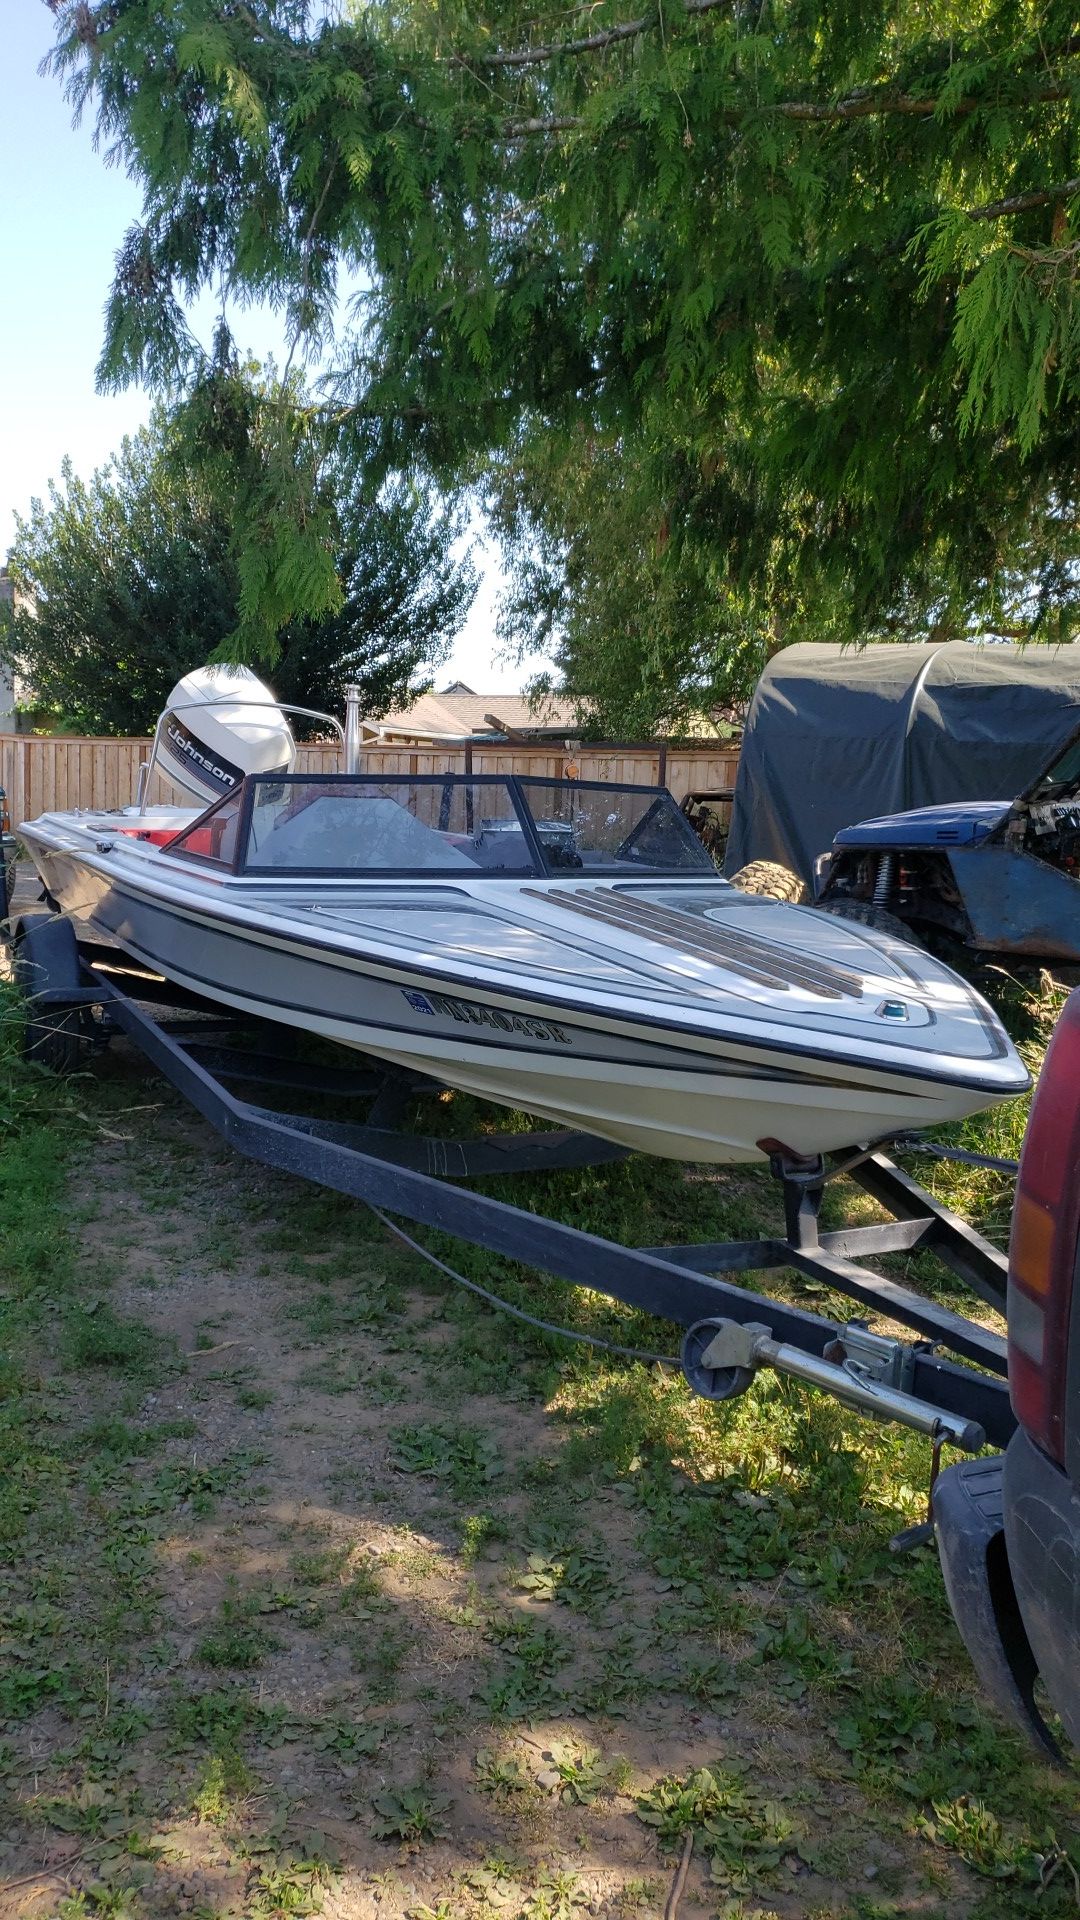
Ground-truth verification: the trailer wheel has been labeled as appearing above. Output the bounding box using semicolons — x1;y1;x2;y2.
816;899;923;947
727;860;808;905
13;915;83;1075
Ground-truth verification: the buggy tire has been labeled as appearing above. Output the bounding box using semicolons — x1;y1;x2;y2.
727;860;808;905
13;914;83;1075
816;900;923;947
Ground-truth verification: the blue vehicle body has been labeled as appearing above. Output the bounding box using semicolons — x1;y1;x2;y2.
818;724;1080;962
834;801;1009;851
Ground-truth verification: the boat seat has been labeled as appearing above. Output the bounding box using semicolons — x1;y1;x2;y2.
467;828;532;869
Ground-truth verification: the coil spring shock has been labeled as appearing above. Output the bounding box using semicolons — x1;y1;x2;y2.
873;852;896;907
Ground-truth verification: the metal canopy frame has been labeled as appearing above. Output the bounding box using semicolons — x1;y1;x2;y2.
21;930;1015;1454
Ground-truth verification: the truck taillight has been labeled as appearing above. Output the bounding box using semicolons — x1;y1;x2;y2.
1008;989;1080;1465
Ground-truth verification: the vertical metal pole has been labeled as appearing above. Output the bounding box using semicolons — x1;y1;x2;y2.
344;684;363;774
135;760;150;812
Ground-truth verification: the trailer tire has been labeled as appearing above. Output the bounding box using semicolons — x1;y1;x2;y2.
13;914;83;1075
727;860;808;905
816;900;923;947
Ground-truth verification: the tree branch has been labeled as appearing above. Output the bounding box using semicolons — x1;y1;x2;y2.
505;114;584;135
768;85;1070;119
505;84;1071;138
480;0;729;66
967;175;1080;219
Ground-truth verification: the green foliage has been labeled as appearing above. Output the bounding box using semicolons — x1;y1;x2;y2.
42;0;1080;691
370;1785;451;1842
191;1744;256;1823
6;388;475;732
535;1740;622;1805
636;1763;803;1894
474;1746;532;1798
514;1536;622;1614
489;430;768;731
389;1419;505;1498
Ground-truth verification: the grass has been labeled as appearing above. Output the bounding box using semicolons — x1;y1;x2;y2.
0;962;1077;1917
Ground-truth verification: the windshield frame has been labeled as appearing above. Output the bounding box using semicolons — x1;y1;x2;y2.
162;772;710;880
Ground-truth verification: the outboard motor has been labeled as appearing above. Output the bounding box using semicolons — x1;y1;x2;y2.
152;666;296;804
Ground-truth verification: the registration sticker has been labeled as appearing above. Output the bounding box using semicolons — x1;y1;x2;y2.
401;986;568;1044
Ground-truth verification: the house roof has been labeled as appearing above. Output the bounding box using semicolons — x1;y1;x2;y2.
366;685;585;741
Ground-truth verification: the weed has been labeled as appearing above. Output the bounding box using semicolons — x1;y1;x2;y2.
166;1685;269;1749
613;1882;661;1914
514;1536;621;1614
56;1887;142;1918
750;1605;855;1697
192;1745;255;1822
918;1794;1071;1887
155;1416;198;1438
680;1654;741;1709
475;1746;532;1799
308;1719;381;1760
480;1614;572;1719
290;1543;350;1586
460;1510;506;1563
390;1419;505;1498
198;1615;276;1670
637;1763;804;1896
362;1365;408;1406
62;1304;167;1376
536;1740;623;1805
238;1385;275;1410
154;1447;264;1516
577;1630;653;1717
248;1857;335;1917
370;1785;451;1842
355;1624;412;1700
519;1870;589;1919
75;1417;155;1462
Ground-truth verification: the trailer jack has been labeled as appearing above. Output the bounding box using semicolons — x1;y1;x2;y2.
681;1316;986;1452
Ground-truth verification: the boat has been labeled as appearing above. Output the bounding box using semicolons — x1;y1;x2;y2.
16;669;1030;1165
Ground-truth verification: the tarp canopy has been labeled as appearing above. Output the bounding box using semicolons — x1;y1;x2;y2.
725;641;1080;884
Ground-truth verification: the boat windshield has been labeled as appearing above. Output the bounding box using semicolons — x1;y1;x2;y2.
514;779;714;874
164;775;715;878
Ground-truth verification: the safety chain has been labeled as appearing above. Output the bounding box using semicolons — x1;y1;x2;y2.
892;1135;1020;1176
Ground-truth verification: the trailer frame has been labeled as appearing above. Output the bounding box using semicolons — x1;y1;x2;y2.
11;914;1016;1456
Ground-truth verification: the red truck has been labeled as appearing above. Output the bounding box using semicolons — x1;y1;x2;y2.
934;988;1080;1758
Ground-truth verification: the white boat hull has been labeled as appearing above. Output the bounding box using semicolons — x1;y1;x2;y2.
18;815;1030;1165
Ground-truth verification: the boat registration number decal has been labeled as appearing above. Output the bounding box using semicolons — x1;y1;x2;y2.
402;988;568;1044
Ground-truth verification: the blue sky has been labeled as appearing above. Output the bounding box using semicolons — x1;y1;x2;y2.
0;6;535;690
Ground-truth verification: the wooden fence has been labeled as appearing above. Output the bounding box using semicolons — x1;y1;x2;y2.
0;732;740;827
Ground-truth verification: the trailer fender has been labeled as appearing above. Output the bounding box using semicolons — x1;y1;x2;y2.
13;913;85;1074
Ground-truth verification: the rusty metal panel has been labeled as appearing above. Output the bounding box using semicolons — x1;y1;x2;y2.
948;847;1080;959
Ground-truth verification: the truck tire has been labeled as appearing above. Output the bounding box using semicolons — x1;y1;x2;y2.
727;861;808;905
13;914;83;1075
816;900;923;947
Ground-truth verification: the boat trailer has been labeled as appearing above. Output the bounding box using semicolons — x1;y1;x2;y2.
12;914;1014;1482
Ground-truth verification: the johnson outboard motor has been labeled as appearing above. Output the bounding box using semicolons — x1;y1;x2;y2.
151;666;296;803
